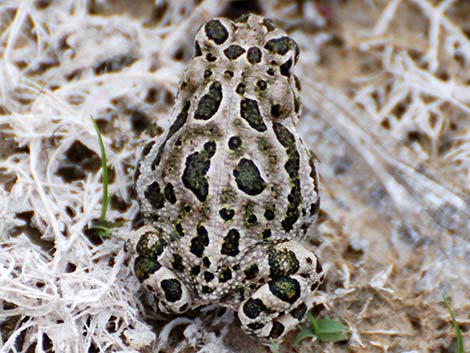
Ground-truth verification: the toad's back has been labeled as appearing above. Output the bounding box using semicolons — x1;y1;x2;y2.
135;15;320;299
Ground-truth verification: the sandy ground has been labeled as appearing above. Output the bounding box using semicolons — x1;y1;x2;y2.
0;1;469;352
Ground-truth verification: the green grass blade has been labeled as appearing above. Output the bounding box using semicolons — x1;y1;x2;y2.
91;117;109;225
443;296;464;353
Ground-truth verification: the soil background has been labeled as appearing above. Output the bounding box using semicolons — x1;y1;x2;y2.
0;1;469;352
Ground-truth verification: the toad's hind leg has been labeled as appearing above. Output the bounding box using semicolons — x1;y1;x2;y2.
237;240;324;341
132;225;192;314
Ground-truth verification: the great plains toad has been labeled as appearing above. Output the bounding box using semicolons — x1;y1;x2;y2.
132;14;324;341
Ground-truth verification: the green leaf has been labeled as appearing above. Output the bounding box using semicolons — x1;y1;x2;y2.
315;318;350;342
293;328;317;345
269;339;280;353
88;224;113;239
443;295;464;353
296;313;350;345
307;312;319;332
106;220;127;228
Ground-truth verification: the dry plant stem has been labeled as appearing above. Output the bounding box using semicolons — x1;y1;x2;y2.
302;79;470;241
0;0;469;352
